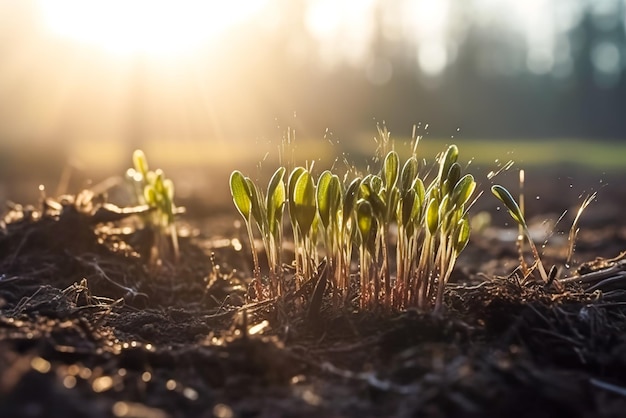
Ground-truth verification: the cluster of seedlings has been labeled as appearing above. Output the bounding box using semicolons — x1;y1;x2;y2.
230;133;478;312
125;150;181;264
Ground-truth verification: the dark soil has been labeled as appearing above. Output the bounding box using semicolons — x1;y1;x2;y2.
1;168;626;418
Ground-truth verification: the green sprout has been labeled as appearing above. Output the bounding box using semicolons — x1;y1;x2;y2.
230;168;286;299
230;170;261;285
127;149;180;264
316;170;356;306
491;183;595;292
288;166;318;283
491;184;564;290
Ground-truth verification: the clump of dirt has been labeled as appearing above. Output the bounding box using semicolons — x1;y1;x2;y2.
1;185;626;418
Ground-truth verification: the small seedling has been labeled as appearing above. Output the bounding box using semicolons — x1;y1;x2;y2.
230;170;261;284
127;149;180;264
288;166;318;283
491;184;564;290
230;168;286;298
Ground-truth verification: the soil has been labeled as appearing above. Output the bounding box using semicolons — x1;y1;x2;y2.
1;167;626;418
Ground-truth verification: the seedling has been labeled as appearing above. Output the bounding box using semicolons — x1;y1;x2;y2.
287;167;318;283
491;181;597;291
230;168;286;299
230;170;261;284
491;184;564;290
127;150;180;264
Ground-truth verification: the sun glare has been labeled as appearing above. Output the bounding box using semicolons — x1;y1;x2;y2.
37;0;267;56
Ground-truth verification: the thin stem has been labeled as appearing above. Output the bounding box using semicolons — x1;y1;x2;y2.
245;221;261;282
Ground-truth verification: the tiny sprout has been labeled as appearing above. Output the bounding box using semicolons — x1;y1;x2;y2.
491;184;561;290
129;149;180;264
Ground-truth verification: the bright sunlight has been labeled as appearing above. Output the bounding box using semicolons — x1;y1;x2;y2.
37;0;268;57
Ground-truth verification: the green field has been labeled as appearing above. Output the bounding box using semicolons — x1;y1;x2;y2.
3;137;625;176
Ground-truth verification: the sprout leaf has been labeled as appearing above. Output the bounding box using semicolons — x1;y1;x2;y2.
230;171;252;220
491;185;526;227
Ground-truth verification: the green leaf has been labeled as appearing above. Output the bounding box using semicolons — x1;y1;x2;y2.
426;197;439;235
343;177;361;226
491;185;526;227
358;175;373;200
153;170;165;195
293;170;317;236
144;185;157;206
444;162;461;195
404;190;422;237
328;175;342;218
383;151;399;190
267;167;286;207
317;171;333;229
317;171;341;229
438;144;459;184
356;199;373;242
246;178;264;228
413;178;425;208
363;183;386;219
267;167;286;236
133;149;149;177
454;216;471;254
357;199;378;253
230;170;252;220
288;167;306;226
451;174;476;207
400;157;419;195
163;179;175;201
369;174;383;195
438;195;452;231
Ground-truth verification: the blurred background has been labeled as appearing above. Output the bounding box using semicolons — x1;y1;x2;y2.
0;0;625;210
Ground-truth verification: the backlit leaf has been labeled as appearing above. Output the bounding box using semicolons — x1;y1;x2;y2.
246;178;264;228
356;199;373;240
491;185;526;227
451;174;476;207
343;177;361;226
288;166;306;225
413;178;425;208
267;167;286;236
383;151;399;190
293;171;317;236
317;171;341;230
426;197;439;235
438;144;459;184
230;171;253;220
444;162;461;195
454;216;471;254
400;157;419;195
317;171;333;229
133;149;149;177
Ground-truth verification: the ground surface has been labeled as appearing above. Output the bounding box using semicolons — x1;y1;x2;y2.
1;166;626;418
